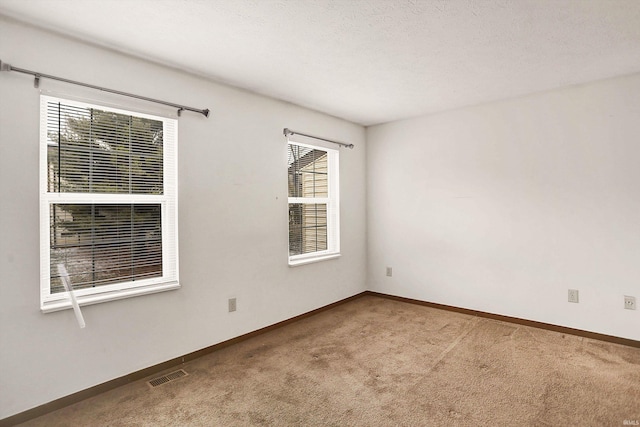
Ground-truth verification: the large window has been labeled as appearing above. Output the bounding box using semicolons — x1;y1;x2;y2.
39;96;179;312
287;141;340;265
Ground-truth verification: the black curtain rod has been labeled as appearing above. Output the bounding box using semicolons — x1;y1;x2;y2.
283;128;354;149
0;59;210;118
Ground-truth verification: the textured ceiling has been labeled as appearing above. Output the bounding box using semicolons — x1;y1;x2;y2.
1;0;640;125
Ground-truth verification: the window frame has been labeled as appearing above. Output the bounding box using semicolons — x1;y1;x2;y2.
39;95;179;313
287;140;340;266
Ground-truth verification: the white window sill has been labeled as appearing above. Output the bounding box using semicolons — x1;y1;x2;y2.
41;281;180;313
288;253;341;267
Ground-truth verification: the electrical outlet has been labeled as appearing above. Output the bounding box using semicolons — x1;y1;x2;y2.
568;289;579;303
624;295;636;310
386;267;392;277
228;298;237;312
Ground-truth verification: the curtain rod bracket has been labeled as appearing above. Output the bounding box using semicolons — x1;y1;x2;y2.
283;127;354;149
0;60;11;72
0;58;210;118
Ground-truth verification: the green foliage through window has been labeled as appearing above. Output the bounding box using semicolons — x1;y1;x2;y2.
47;103;164;195
45;101;166;294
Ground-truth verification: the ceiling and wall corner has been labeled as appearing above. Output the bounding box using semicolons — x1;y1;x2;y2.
1;0;640;126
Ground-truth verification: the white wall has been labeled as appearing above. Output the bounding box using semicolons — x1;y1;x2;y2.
367;73;640;341
0;16;367;419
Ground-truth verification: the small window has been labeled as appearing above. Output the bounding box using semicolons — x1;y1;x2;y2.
287;141;340;265
39;95;179;312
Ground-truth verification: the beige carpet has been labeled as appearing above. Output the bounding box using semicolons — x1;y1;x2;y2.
18;295;640;426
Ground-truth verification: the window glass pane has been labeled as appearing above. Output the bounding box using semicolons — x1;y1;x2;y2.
288;203;328;256
49;203;162;293
288;144;328;198
47;103;163;195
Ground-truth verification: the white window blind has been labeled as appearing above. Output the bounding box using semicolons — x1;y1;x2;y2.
40;95;179;312
287;140;340;265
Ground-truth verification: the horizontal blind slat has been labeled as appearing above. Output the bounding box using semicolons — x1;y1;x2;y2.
49;201;163;293
47;101;164;196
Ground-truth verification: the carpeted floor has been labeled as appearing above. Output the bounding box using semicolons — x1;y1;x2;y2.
18;295;640;426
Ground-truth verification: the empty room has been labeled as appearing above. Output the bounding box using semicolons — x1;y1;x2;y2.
0;0;639;425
